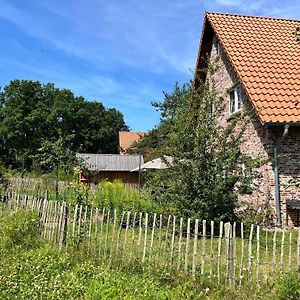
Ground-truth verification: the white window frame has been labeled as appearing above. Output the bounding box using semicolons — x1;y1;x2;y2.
229;85;242;115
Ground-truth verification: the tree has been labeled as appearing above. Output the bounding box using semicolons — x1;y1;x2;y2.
146;64;258;222
0;80;128;172
130;82;191;159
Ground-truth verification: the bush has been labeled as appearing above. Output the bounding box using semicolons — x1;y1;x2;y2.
236;202;274;229
276;271;300;300
0;209;40;251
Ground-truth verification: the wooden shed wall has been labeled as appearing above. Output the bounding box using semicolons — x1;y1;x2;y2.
81;171;139;189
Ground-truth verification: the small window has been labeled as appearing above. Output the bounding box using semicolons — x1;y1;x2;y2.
229;85;242;114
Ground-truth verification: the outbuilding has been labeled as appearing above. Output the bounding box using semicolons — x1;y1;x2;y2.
77;153;144;189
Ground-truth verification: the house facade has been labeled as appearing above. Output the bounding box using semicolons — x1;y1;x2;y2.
195;13;300;226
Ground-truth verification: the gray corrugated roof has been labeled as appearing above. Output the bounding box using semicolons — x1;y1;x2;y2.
77;153;144;172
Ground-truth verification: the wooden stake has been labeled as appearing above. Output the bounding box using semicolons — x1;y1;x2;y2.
87;207;94;255
272;229;277;273
104;210;110;258
177;217;183;271
116;211;125;256
123;211;131;255
48;201;55;241
184;218;191;274
94;208;99;255
142;213;148;263
225;223;233;286
288;231;292;272
149;213;157;261
217;221;224;283
170;215;176;267
201;220;206;275
130;212;137;260
72;204;78;239
137;212;143;258
109;209;117;260
248;224;254;273
232;222;236;280
264;229;268;278
157;214;163;265
163;215;171;266
82;206;88;252
209;220;214;279
77;205;83;247
280;229;285;274
99;208;106;256
256;225;260;282
192;219;199;276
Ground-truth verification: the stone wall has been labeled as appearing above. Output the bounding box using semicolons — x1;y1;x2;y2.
209;34;300;226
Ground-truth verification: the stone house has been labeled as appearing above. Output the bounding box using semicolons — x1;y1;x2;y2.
195;12;300;226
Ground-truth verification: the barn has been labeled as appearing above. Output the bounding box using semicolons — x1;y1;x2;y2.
77;153;144;189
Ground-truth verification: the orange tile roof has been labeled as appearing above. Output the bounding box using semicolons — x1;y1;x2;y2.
203;12;300;123
119;131;146;152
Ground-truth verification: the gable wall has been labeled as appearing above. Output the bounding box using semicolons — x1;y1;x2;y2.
209;35;300;226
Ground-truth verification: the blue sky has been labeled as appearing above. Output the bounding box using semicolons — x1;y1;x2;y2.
0;1;300;131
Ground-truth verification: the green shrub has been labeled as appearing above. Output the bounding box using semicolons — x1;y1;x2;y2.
0;209;40;251
276;271;300;300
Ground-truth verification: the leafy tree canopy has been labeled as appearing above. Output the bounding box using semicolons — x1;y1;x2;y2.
0;80;128;172
137;64;260;221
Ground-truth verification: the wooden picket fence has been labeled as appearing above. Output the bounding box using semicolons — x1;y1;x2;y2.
1;191;300;287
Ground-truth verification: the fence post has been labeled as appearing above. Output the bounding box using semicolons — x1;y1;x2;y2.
163;215;171;266
142;213;148;263
201;220;206;275
184;218;191;274
217;221;224;284
170;215;176;267
130;212;137;260
192;219;199;276
177;217;183;271
209;220;214;279
225;222;234;286
256;225;260;282
248;224;254;274
280;229;285;274
149;213;157;262
59;202;68;249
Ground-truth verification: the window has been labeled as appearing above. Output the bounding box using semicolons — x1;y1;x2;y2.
229;85;242;114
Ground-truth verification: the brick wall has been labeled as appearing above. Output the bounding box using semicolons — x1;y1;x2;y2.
209;35;300;226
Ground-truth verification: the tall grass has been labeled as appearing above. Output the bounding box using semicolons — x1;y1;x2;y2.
1;206;299;299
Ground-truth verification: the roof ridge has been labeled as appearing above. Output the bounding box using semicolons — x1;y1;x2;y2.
200;11;300;123
206;11;300;23
78;153;141;157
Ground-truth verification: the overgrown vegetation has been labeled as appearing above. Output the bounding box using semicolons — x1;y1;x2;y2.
2;174;161;213
133;64;261;222
0;206;299;299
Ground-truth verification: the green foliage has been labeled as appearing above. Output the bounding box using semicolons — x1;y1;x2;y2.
0;210;208;299
66;179;155;212
130;82;192;159
236;202;275;229
276;271;300;300
0;80;128;172
0;207;296;299
0;209;40;251
145;64;260;222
